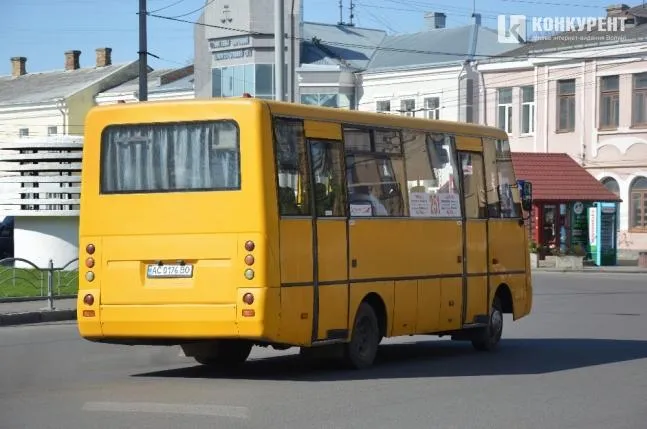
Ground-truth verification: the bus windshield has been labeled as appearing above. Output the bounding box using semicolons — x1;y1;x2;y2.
99;120;240;194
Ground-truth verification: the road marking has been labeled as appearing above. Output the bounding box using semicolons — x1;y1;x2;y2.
82;401;249;419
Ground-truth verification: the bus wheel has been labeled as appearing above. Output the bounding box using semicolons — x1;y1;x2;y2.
344;302;380;369
191;340;253;367
471;296;503;352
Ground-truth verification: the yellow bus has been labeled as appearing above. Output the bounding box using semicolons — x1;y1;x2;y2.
77;97;533;370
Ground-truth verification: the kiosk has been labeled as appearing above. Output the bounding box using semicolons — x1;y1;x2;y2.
588;202;618;266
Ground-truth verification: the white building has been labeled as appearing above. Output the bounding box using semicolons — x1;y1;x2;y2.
356;13;522;122
477;3;647;257
0;48;141;268
95;65;195;105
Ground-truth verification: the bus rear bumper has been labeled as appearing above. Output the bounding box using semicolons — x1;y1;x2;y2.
78;302;270;344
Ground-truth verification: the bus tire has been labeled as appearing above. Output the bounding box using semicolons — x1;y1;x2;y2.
192;340;253;367
471;296;503;352
344;302;380;369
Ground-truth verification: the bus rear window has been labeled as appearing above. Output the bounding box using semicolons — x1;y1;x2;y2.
100;120;240;194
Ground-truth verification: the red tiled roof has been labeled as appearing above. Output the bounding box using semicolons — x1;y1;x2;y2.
511;152;622;203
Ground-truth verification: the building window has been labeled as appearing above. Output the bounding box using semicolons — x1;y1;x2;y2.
19;128;28;137
301;93;338;108
376;100;390;113
424;97;440;119
497;88;512;133
465;78;474;123
600;75;619;129
48;126;58;136
630;176;647;232
601;177;620;197
211;64;285;99
632;73;647;127
557;79;576;132
400;99;415;117
521;86;535;134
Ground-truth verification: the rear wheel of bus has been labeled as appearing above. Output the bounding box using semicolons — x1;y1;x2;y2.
344;302;381;369
182;340;253;367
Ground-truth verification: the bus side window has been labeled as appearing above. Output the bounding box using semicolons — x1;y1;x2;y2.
274;118;311;216
495;140;522;218
483;138;502;218
459;152;487;219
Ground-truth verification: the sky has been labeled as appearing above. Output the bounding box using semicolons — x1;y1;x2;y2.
0;0;617;75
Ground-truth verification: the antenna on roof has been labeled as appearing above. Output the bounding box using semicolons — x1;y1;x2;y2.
348;0;355;26
338;0;345;25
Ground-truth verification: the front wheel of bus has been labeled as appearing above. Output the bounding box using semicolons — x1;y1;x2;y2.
344;302;380;370
471;296;503;352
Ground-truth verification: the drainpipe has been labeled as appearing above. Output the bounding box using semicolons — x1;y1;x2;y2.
591;59;598;159
544;66;549;152
55;98;67;135
477;61;487;125
580;60;586;165
533;65;538;152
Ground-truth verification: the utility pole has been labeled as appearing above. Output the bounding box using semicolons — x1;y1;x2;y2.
274;0;285;101
138;0;148;101
288;0;296;103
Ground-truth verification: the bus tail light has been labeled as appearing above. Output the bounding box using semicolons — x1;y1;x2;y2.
244;269;254;280
85;257;95;268
86;243;95;254
83;293;95;306
243;293;254;305
244;254;254;265
244;240;255;251
85;271;95;282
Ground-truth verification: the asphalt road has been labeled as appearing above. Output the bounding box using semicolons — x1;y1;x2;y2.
2;271;647;429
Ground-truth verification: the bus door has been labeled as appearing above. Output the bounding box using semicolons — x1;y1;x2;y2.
455;136;490;327
304;120;349;343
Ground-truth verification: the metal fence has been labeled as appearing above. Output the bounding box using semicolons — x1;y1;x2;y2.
0;257;79;310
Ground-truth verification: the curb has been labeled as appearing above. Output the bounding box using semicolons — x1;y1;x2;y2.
533;268;647;274
0;309;77;327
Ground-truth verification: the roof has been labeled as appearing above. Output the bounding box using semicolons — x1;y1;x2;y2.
99;65;194;95
0;61;139;106
301;22;387;70
365;25;521;72
511;152;622;202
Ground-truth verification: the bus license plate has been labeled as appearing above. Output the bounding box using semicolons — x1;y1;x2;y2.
146;264;193;278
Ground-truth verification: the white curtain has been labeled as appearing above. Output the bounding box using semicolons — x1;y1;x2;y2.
101;121;240;193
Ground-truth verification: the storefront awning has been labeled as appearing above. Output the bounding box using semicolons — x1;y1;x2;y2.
511;152;622;203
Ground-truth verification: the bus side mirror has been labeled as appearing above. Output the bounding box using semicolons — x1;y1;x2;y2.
518;180;533;212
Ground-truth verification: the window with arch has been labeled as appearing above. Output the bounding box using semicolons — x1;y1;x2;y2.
630;176;647;232
601;177;620;197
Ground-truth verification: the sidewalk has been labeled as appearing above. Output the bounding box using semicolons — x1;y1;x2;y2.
533;263;647;274
0;298;76;327
1;264;645;327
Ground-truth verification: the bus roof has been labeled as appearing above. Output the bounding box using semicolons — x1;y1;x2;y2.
88;97;510;141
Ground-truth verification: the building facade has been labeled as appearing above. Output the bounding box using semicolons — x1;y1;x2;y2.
356;13;521;121
478;4;647;255
0;48;142;268
193;0;304;101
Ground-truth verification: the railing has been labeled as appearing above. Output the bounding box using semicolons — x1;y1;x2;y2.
0;257;78;310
